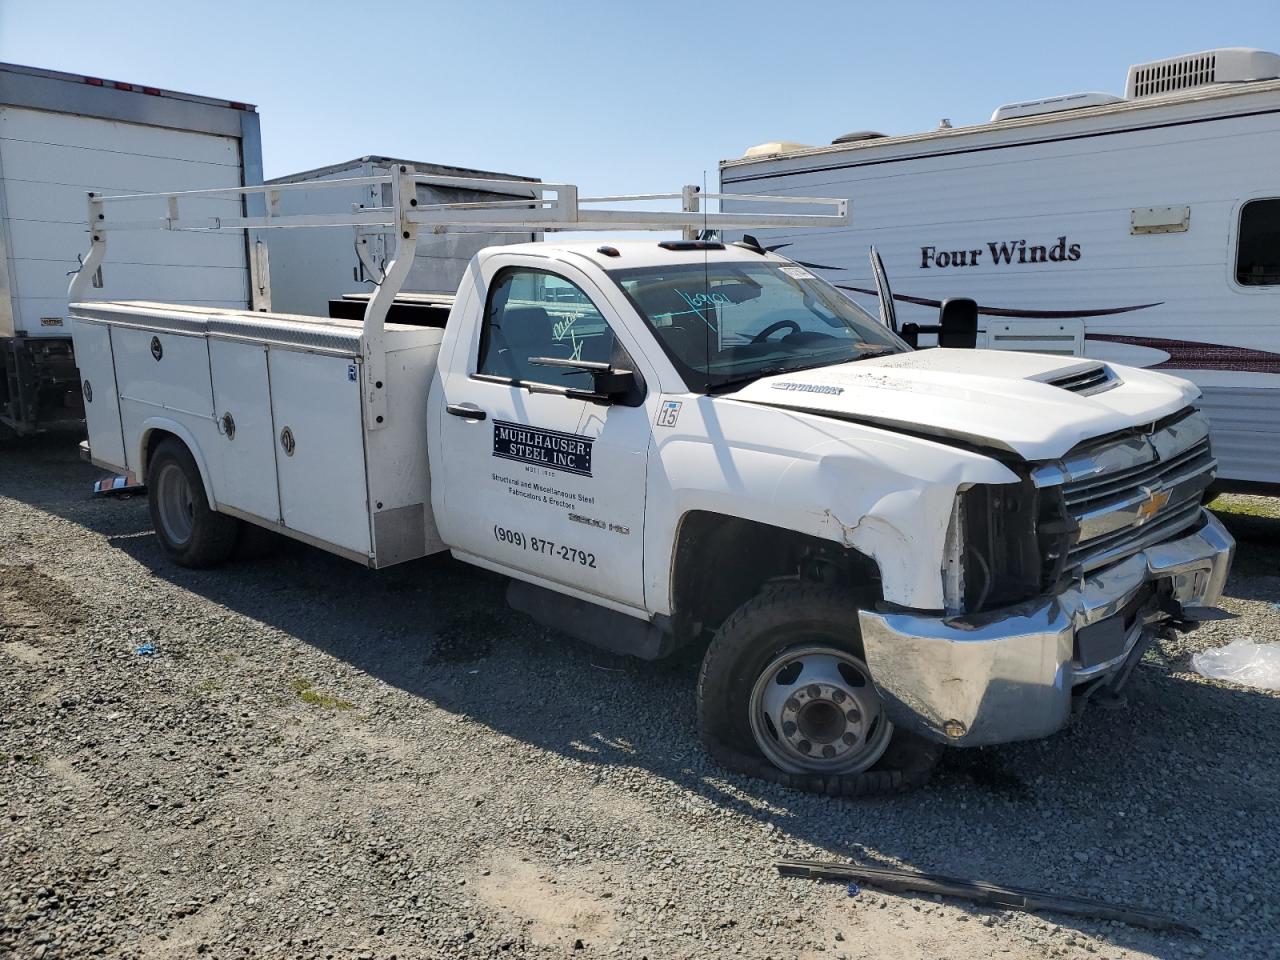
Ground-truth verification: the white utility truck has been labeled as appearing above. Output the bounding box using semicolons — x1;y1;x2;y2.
69;168;1234;794
0;61;267;437
720;47;1280;492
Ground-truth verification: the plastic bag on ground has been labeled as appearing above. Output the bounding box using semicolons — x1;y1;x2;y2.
1191;639;1280;691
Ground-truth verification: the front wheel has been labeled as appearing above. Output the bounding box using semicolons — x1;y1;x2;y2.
696;583;940;796
147;438;239;568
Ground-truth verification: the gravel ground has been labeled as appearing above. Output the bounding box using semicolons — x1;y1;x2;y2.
2;435;1278;960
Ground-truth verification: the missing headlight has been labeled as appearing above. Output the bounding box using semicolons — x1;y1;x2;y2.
943;480;1074;615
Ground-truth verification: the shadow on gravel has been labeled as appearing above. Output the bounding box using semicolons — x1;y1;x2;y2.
1208;501;1280;584
0;432;154;539
6;434;1279;955
101;530;1280;957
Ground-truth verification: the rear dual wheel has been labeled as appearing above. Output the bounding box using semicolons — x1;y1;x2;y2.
697;583;940;795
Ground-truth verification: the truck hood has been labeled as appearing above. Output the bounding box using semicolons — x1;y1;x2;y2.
727;349;1198;461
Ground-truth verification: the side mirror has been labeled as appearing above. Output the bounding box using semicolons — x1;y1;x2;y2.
591;366;640;403
938;298;978;349
528;356;645;406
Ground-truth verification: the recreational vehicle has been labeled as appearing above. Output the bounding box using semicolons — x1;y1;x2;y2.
720;47;1280;491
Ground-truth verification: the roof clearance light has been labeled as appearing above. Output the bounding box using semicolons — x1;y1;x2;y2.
84;77;104;86
113;81;134;91
229;101;250;111
658;240;725;252
142;87;161;96
597;245;621;257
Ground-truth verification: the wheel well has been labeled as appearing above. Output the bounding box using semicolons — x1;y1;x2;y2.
142;428;181;481
670;512;882;643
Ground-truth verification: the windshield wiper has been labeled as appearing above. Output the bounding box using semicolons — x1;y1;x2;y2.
842;346;896;362
706;365;799;394
706;348;895;394
701;358;870;394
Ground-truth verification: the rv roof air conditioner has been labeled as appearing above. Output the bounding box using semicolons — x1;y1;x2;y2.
741;141;813;159
990;92;1124;122
1126;48;1280;99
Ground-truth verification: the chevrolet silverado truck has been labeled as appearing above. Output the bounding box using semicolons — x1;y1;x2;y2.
68;169;1234;795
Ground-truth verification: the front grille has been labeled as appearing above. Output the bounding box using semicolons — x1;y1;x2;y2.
1036;410;1216;575
1045;364;1113;395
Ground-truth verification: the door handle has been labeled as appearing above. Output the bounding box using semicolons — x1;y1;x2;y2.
446;403;487;421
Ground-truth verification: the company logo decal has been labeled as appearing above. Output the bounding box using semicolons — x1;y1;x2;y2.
920;236;1082;270
770;382;844;396
493;420;593;477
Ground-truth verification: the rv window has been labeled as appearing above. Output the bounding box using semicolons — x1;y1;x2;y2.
1237;199;1280;286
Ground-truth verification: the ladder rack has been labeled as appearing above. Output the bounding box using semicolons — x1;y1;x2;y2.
68;165;849;431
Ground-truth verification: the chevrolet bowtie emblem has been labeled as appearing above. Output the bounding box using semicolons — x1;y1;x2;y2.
1136;487;1171;522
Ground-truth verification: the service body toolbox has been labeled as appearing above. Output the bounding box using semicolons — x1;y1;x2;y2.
74;300;443;565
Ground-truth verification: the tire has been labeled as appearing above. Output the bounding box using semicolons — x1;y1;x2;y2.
697;582;941;796
147;438;239;568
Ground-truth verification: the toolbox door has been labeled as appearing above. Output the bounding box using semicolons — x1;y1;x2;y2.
209;339;280;522
267;349;371;557
71;320;126;469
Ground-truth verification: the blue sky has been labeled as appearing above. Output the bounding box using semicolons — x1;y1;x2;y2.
1;0;1275;196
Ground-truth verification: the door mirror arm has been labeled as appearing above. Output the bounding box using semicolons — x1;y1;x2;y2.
528;357;645;406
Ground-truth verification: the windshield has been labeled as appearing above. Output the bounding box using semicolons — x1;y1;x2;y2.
608;259;906;391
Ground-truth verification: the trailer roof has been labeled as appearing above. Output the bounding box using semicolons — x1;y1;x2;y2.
722;76;1280;172
0;61;256;111
266;156;540;186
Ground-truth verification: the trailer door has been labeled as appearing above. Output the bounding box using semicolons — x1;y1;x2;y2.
0;106;249;337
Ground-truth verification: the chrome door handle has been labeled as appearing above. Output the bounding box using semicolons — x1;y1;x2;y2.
446;403;487;421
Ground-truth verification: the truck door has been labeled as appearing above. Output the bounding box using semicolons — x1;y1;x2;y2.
436;260;651;610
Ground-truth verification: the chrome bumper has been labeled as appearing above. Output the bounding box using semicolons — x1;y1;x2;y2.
859;510;1235;747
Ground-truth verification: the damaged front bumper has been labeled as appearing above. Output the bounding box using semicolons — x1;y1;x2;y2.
858;510;1235;747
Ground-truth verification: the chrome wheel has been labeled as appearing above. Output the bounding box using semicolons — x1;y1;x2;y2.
748;644;893;775
154;461;195;547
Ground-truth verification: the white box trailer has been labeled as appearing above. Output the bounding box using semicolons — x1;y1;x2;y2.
0;62;266;436
719;47;1280;491
262;156;540;318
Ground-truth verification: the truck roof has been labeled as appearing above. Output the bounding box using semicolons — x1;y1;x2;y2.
487;239;788;271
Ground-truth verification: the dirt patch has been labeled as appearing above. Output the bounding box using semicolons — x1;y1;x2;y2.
0;563;85;636
473;852;617;950
1;640;44;666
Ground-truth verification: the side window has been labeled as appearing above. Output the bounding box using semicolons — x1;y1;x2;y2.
477;268;618;390
1237;199;1280;286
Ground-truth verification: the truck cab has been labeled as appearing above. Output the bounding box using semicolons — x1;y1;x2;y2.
68;173;1235;795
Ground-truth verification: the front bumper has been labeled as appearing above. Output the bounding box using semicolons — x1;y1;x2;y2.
859;510;1234;747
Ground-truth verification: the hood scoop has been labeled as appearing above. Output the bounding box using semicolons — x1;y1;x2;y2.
1038;362;1116;396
